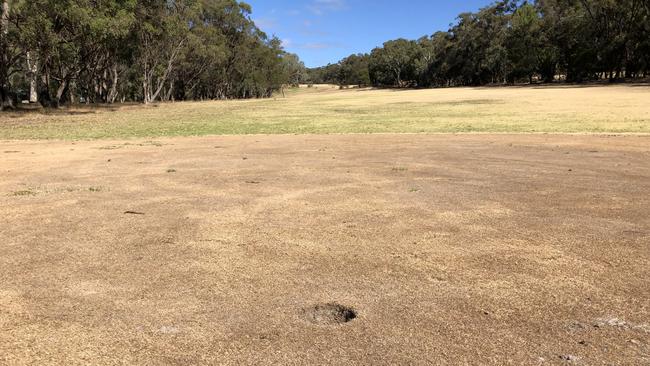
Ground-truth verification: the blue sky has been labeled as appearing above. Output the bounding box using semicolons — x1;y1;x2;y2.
247;0;491;68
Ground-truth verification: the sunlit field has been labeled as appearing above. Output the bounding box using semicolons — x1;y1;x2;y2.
2;133;649;364
2;85;650;364
1;84;649;140
4;0;650;362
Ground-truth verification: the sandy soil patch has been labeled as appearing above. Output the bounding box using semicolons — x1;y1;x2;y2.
1;134;649;365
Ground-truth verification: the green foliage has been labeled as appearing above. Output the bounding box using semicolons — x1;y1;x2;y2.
282;53;307;87
0;0;298;107
2;0;650;109
307;0;650;87
369;39;421;86
338;54;370;86
306;63;341;85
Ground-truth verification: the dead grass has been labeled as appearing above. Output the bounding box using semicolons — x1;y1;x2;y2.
1;134;648;364
0;84;649;139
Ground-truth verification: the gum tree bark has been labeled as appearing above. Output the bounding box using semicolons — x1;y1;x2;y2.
142;38;184;104
26;51;38;103
0;0;13;109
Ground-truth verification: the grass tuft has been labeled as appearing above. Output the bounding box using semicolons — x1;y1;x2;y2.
11;190;36;196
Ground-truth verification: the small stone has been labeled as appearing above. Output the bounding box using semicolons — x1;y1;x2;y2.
594;317;627;328
559;354;580;363
158;326;179;334
568;322;586;331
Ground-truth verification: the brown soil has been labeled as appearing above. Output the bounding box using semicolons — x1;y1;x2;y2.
1;134;649;365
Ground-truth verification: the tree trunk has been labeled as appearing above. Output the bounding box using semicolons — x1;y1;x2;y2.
26;52;38;103
107;64;119;104
1;0;7;32
394;68;402;87
141;38;151;104
0;0;12;110
139;38;185;104
143;78;149;104
143;63;150;104
164;78;173;102
101;69;108;101
149;40;184;103
69;80;76;105
55;79;67;107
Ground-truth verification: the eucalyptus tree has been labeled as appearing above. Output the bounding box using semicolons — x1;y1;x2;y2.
369;39;420;86
0;0;17;108
282;52;306;87
507;3;543;82
308;0;649;88
416;32;452;87
3;0;650;108
338;54;370;87
306;63;340;84
134;0;192;104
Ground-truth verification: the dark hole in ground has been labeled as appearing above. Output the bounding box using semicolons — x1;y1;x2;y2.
305;303;357;325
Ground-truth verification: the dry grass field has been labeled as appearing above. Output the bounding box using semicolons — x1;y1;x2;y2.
1;86;650;365
0;84;649;139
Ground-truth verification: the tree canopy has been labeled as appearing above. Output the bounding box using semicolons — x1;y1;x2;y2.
2;0;649;109
307;0;650;88
0;0;306;108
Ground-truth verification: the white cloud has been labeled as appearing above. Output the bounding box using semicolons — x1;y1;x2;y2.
307;0;346;15
300;42;343;50
253;17;277;30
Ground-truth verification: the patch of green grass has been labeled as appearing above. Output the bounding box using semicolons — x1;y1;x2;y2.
1;85;648;140
11;189;36;196
98;145;123;150
126;141;164;147
10;186;104;196
392;167;408;172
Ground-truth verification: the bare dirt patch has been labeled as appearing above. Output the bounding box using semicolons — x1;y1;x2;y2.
1;134;649;365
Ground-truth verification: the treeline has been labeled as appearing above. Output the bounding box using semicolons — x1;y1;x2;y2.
0;0;306;109
308;0;650;87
